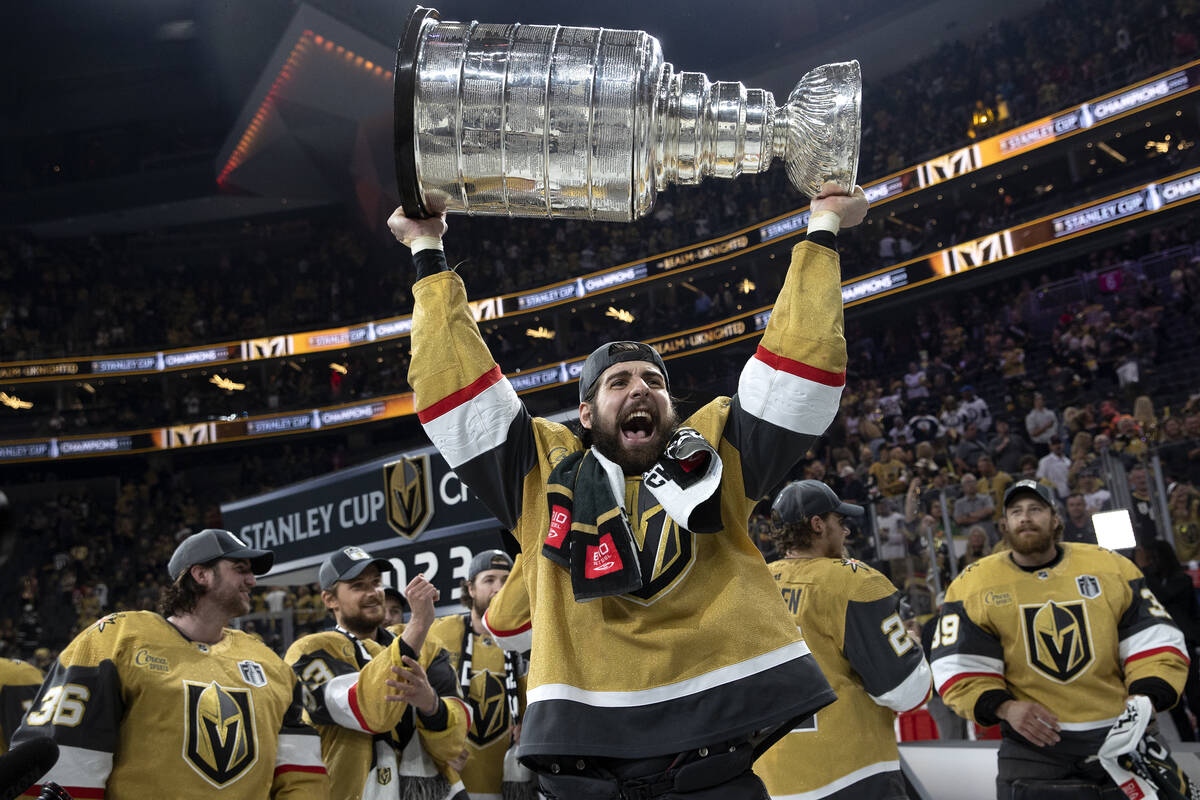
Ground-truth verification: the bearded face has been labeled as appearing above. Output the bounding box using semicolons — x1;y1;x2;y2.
581;360;679;474
1004;497;1059;557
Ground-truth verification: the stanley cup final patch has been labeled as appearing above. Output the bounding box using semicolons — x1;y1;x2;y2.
238;660;268;688
1076;575;1102;599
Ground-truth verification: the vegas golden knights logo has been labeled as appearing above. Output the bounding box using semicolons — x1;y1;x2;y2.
1022;600;1094;683
467;670;510;746
383;455;434;540
623;489;695;607
183;680;258;787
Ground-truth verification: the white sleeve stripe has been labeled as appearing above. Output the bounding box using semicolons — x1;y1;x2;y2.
275;732;325;767
737;357;843;435
324;672;372;733
931;653;1005;692
482;612;532;653
870;659;933;712
420;378;522;468
36;744;112;789
1120;623;1189;664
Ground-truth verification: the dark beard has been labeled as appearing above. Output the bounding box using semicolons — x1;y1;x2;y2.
591;407;680;475
340;605;383;635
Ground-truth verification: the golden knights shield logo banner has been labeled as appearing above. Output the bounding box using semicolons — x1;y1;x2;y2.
183;680;258;787
383;454;434;540
1021;600;1095;683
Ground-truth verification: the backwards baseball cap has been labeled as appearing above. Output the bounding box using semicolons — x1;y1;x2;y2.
1003;479;1055;510
469;549;513;580
319;546;392;591
168;529;274;582
578;341;669;402
772;480;865;524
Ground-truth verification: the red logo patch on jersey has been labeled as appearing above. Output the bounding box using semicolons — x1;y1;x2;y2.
545;505;570;549
1120;778;1145;800
585;534;623;578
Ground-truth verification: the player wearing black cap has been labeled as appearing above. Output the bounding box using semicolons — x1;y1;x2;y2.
755;481;932;800
390;184;867;799
284;546;469;800
14;529;329;798
425;549;534;800
930;480;1192;799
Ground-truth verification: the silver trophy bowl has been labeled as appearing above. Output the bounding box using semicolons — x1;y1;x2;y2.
394;6;860;221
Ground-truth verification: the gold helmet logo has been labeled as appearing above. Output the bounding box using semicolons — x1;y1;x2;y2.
1022;600;1094;683
183;681;258;787
383;454;434;540
467;670;511;746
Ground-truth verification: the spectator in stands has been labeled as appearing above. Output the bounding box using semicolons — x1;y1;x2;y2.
1025;393;1059;456
908;400;944;443
989;418;1033;475
1081;473;1114;515
904;361;929;400
870;447;910;497
1037;436;1072;500
954;474;998;545
958;385;992;434
1062;493;1098;544
1170;483;1200;563
958;526;991;572
954;422;989;474
1129;465;1159;545
975;455;1012;520
940;395;964;442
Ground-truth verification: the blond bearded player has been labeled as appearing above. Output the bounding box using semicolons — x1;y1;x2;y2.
285;546;470;800
14;529;329;798
426;550;534;800
390;183;868;799
929;480;1190;799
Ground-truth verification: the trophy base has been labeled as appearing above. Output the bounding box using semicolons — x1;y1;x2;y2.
394;6;440;220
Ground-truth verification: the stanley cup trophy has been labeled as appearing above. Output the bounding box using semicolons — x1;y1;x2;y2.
394;6;861;222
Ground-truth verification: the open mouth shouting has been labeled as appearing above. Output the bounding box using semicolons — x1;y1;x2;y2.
620;408;658;446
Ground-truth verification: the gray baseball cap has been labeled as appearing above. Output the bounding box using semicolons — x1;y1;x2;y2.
319;546;392;591
1003;479;1056;510
168;529;274;582
578;341;669;402
772;480;865;523
469;549;513;580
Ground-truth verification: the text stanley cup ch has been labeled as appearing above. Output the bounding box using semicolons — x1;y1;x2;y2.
395;7;861;222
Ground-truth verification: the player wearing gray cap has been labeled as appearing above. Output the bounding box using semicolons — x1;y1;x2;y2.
755;481;931;799
14;529;329;798
392;185;868;798
930;480;1193;799
285;546;469;800
425;549;534;799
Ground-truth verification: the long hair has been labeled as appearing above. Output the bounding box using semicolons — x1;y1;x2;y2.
769;511;824;553
157;559;217;617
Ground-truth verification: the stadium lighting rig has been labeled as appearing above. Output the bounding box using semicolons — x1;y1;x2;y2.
526;327;556;340
0;393;32;410
210;375;246;392
606;307;635;323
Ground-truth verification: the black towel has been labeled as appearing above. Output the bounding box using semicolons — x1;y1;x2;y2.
542;428;722;601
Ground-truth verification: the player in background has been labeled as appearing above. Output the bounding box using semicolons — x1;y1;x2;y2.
756;480;932;799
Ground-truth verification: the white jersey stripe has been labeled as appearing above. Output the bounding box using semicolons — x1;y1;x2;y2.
767;759;900;799
1120;623;1188;664
323;672;373;733
931;653;1005;692
527;640;811;708
35;744;112;790
1059;716;1121;732
870;659;933;713
275;731;325;768
420;377;522;468
737;357;843;435
482;609;532;653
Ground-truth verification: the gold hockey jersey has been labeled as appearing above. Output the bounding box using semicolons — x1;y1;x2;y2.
410;238;846;759
0;658;42;753
755;557;932;799
284;625;469;800
425;614;527;799
13;610;328;799
930;543;1189;756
